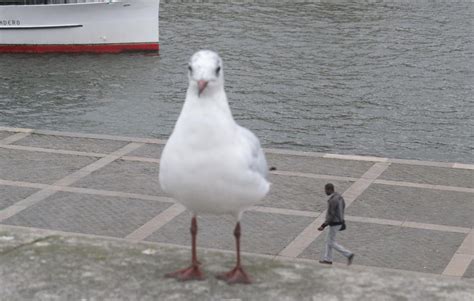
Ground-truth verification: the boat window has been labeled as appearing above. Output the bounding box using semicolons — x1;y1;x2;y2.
0;0;112;5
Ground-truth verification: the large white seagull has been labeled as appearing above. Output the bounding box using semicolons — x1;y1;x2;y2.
159;50;270;284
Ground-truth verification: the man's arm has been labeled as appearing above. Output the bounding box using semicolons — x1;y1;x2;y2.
318;196;338;231
318;222;328;231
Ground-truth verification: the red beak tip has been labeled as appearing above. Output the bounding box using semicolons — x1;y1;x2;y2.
197;80;208;95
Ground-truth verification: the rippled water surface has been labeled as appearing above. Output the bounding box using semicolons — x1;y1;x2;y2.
1;1;472;163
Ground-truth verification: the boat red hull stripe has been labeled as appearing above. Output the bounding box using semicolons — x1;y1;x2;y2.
0;43;159;53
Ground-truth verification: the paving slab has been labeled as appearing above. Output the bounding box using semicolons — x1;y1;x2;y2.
299;221;467;274
12;133;128;154
1;226;473;301
0;148;97;184
380;164;474;188
128;143;164;159
262;174;353;212
463;260;474;279
0;131;12;141
266;153;373;177
73;159;163;196
147;211;314;255
0;185;39;211
347;184;474;228
1;192;172;238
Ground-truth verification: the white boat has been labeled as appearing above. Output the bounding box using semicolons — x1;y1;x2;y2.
0;0;159;53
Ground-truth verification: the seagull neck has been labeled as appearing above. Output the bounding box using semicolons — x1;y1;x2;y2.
185;88;233;119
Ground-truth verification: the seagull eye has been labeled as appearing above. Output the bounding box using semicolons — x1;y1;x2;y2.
188;65;192;73
216;66;221;76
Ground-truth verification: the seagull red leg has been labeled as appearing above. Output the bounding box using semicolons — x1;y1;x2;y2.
216;222;252;284
165;216;205;281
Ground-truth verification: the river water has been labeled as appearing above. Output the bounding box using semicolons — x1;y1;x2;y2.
0;1;472;163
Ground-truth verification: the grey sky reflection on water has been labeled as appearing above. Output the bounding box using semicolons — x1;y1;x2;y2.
0;1;472;163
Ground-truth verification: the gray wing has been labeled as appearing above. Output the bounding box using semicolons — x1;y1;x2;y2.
237;125;268;178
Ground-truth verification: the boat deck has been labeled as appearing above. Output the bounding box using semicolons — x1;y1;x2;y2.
0;126;473;279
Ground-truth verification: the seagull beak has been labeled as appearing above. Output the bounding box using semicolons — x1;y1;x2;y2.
197;80;208;96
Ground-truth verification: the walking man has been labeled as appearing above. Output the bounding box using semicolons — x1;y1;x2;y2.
318;183;355;265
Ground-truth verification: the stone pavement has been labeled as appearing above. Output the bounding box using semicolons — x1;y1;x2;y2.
1;225;473;301
0;126;473;287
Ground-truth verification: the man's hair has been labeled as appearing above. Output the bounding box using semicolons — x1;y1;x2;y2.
325;183;335;191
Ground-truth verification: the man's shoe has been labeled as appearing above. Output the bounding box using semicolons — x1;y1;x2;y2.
319;260;333;265
347;254;355;266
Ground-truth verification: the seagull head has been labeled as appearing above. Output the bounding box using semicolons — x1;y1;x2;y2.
188;50;224;97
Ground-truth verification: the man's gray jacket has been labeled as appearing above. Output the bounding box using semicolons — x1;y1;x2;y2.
324;192;345;226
